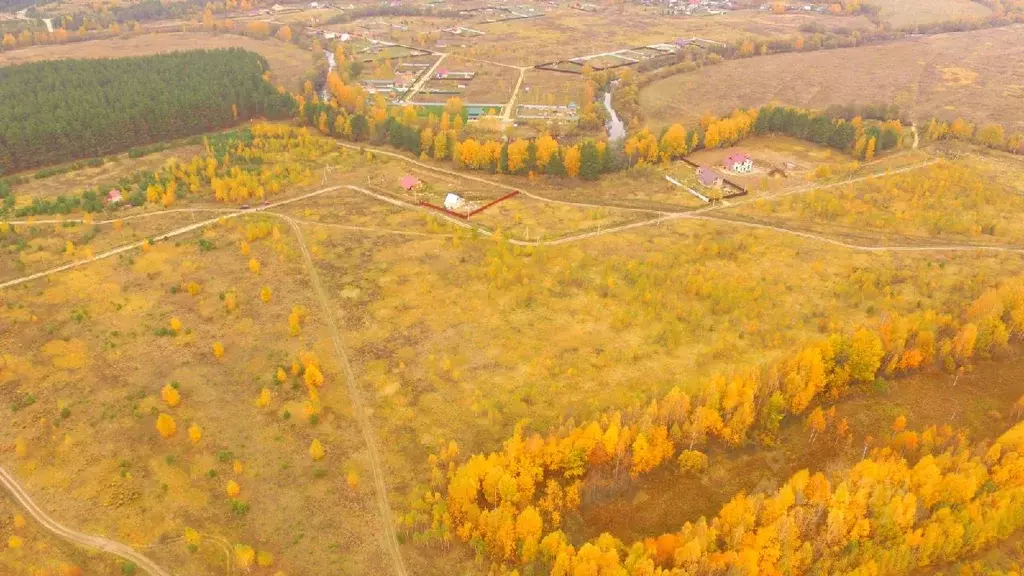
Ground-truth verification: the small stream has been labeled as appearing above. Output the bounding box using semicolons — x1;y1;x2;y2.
603;91;626;141
321;49;336;102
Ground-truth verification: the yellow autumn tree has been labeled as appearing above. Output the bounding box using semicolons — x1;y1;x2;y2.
234;544;255;571
304;362;324;387
310;438;325;461
212;341;225;358
249;258;261;274
256;387;272;408
188;423;202;444
226;480;241;498
564;145;581;178
161;384;181;407
169;317;182;333
156;413;177;438
260;286;272;302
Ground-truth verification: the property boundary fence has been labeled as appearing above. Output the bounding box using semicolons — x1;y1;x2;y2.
420;190;520;219
678;158;748;198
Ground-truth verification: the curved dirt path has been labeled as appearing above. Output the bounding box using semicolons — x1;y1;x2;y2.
280;215;409;576
0;186;344;290
0;466;173;576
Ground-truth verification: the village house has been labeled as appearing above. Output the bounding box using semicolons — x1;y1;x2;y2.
722;152;753;173
696;166;723;188
107;188;123;204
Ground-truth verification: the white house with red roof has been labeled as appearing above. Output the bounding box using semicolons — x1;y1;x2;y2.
722;152;753;173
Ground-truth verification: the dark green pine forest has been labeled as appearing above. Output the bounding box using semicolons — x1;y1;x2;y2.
0;48;296;175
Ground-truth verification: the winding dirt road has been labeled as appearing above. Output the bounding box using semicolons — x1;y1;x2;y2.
0;466;173;576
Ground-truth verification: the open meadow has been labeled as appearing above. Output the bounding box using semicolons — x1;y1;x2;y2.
639;25;1024;130
4;123;1024;574
4;0;1024;567
444;6;874;66
873;0;992;27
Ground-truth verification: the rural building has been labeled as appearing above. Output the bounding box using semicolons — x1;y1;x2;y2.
107;189;123;204
722;152;753;173
444;193;466;210
400;175;421;190
696;166;723;188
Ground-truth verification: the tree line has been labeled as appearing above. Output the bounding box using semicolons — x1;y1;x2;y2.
301;75;907;181
405;270;1024;572
0;49;295;175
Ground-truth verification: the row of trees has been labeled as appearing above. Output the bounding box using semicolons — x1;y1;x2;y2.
0;49;295;175
307;70;909;180
923;117;1024;154
405;271;1024;570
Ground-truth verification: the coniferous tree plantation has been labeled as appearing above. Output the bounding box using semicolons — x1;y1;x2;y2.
0;49;295;175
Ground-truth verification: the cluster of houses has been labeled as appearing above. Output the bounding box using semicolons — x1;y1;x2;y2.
662;0;734;16
695;152;754;188
759;2;830;12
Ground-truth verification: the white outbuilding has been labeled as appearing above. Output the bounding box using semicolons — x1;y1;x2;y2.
444;193;466;210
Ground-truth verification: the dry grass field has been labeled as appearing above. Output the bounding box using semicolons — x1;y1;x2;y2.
639;25;1024;130
0;217;393;575
518;69;590;107
873;0;992;27
6;118;1024;575
445;6;874;66
729;155;1024;245
0;32;316;90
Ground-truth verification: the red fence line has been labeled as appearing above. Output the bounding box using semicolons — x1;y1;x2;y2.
468;190;520;217
419;202;470;219
418;190;520;220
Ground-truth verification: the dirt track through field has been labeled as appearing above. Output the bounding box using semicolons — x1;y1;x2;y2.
280;214;409;576
0;466;173;576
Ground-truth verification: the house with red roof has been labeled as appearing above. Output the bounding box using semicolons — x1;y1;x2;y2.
722;152;753;173
400;175;421;191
